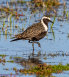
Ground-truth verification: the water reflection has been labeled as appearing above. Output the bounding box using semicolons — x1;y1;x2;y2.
14;53;43;69
1;49;69;77
12;52;53;77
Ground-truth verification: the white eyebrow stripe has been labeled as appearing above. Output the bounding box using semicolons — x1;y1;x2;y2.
41;18;48;31
42;16;50;20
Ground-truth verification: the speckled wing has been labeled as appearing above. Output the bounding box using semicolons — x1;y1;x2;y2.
15;23;45;40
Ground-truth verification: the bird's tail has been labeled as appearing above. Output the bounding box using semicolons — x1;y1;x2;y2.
10;38;20;42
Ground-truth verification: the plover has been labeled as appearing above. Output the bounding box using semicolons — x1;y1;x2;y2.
11;16;53;52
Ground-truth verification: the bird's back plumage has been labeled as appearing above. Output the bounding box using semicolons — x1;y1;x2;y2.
10;16;53;42
11;22;47;41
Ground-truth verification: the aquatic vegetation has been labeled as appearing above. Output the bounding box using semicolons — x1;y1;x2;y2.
0;58;6;63
0;0;66;40
11;0;61;16
7;60;14;63
17;0;26;4
13;67;17;71
31;0;60;15
67;33;69;38
0;6;24;19
32;0;60;6
0;54;7;57
66;11;69;20
18;63;69;76
0;0;69;77
51;16;55;28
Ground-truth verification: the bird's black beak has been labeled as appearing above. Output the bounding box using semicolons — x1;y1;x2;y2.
50;20;54;23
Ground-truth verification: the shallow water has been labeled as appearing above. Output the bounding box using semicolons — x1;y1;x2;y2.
0;0;69;77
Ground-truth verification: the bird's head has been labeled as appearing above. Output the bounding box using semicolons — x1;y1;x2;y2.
41;16;53;27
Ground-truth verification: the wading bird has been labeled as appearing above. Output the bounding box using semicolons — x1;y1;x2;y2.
11;16;53;53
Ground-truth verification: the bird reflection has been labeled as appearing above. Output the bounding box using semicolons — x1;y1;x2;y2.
13;52;43;69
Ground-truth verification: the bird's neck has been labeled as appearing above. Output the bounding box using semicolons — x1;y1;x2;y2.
41;19;48;31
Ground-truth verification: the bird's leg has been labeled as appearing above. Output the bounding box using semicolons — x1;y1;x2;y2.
29;40;41;47
32;42;34;53
34;42;41;47
29;40;34;54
